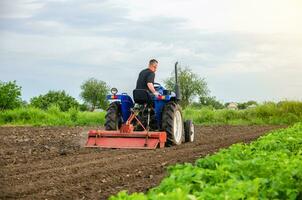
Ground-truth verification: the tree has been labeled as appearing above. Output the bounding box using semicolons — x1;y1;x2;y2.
80;78;109;110
164;67;209;108
30;90;79;111
0;80;22;110
199;96;224;109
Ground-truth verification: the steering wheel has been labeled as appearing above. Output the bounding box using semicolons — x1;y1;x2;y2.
153;83;161;88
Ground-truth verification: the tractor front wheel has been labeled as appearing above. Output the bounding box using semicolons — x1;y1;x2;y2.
162;102;184;146
105;102;122;130
184;120;195;142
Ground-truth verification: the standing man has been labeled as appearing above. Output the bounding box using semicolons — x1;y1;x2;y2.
136;59;159;96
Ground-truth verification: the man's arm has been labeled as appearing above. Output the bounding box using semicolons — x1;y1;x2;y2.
147;82;156;93
146;72;158;96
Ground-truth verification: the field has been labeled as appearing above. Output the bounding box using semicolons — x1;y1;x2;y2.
0;125;284;200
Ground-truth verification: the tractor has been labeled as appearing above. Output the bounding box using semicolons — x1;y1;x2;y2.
86;62;194;149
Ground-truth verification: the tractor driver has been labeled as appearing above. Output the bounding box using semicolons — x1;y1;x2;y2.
136;59;160;97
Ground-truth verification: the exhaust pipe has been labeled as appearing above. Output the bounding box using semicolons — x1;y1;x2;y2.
175;62;181;101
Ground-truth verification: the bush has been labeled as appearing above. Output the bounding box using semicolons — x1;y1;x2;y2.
199;96;224;109
68;107;79;122
0;80;22;110
79;103;90;111
30;90;79;112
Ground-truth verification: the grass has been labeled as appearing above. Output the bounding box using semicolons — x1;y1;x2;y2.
0;101;301;126
183;101;302;125
0;106;105;126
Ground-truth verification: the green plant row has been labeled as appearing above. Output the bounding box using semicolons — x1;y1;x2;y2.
110;123;302;200
0;105;105;126
184;101;302;125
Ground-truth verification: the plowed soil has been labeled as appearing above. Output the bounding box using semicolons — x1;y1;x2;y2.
0;125;285;200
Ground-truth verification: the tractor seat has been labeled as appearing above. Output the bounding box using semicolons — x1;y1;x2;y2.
133;89;153;105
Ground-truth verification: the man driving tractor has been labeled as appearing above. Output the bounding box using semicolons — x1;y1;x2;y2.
136;59;160;97
86;61;195;149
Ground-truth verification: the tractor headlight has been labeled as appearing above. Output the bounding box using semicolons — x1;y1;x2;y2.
111;88;118;95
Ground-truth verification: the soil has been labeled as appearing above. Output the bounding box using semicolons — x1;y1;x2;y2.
0;125;285;200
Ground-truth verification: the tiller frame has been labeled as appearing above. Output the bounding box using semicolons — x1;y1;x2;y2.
86;107;167;149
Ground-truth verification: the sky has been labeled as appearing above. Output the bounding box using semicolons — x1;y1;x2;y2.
0;0;302;103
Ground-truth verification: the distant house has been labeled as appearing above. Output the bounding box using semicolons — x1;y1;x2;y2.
227;102;238;110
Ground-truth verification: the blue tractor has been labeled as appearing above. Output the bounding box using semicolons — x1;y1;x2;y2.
86;62;194;149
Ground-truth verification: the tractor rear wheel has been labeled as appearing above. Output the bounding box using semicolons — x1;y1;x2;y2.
105;102;122;130
162;102;184;146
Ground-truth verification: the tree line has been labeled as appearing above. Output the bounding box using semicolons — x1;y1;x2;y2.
0;67;257;111
0;78;108;111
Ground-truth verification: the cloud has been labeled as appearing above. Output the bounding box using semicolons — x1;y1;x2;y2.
32;0;128;27
0;0;301;102
122;0;302;34
0;0;45;19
